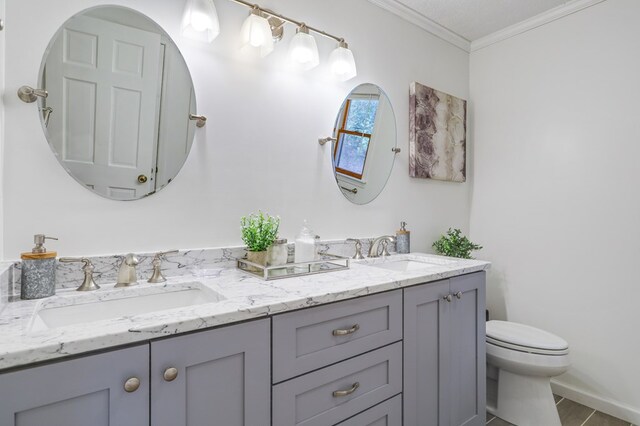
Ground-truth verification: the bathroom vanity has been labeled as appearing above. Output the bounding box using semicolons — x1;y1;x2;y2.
0;254;488;425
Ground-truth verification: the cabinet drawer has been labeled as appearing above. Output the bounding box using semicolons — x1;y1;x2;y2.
337;395;402;426
273;290;402;382
272;342;402;426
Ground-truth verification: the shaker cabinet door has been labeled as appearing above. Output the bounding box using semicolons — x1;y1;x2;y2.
151;319;271;426
449;272;486;426
403;279;451;426
0;345;150;426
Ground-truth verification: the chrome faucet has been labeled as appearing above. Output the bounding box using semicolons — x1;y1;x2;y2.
115;253;139;287
368;236;396;258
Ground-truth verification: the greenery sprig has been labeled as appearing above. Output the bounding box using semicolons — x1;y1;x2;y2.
432;228;482;259
240;211;280;252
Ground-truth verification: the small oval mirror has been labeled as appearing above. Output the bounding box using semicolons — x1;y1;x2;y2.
331;83;397;204
38;6;197;200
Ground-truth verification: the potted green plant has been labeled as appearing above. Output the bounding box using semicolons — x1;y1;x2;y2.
241;211;280;267
432;228;482;259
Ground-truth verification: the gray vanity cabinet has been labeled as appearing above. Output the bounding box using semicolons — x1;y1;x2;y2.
0;344;149;426
150;318;270;426
404;272;486;426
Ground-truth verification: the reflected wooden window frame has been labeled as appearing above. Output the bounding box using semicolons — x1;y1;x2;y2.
333;99;373;180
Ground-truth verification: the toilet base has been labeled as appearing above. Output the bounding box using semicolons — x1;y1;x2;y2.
488;369;561;426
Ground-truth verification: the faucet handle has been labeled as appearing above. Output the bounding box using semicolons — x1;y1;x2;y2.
59;257;100;291
148;250;179;283
346;239;365;260
123;253;139;266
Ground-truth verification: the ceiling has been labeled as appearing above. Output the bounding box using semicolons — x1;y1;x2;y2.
387;0;570;41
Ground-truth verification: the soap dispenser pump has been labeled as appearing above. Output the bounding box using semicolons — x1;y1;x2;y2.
20;234;58;299
396;221;410;254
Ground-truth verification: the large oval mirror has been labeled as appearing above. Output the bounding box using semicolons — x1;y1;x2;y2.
38;6;197;200
331;83;397;204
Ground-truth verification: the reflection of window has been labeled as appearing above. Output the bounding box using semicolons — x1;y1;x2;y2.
334;96;379;180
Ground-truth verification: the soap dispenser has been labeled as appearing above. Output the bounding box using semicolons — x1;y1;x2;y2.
396;221;410;254
20;234;58;299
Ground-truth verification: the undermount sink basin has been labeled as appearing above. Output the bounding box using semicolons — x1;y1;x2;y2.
369;255;459;272
372;260;442;272
31;283;225;331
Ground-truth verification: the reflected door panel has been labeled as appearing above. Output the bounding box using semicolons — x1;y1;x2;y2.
46;15;161;199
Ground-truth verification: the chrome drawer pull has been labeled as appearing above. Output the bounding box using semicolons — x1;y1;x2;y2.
333;382;360;397
332;324;360;336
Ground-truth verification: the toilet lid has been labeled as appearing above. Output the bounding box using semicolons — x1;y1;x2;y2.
486;321;569;353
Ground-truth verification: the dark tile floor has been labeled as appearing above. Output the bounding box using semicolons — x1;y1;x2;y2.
486;395;634;426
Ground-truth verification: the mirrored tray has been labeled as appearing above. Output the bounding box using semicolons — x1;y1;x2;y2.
237;254;350;281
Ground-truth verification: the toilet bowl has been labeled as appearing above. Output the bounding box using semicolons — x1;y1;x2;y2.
486;320;570;426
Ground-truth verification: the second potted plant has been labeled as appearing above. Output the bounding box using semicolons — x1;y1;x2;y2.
241;211;280;267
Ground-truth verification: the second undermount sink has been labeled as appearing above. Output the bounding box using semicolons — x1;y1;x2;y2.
31;283;225;331
368;255;460;272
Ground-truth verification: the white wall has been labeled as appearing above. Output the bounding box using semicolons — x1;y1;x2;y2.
0;0;5;261
2;0;470;258
469;0;640;422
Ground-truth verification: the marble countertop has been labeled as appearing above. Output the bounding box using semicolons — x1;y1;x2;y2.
0;253;490;371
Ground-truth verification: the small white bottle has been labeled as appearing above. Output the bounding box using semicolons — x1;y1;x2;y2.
294;220;317;264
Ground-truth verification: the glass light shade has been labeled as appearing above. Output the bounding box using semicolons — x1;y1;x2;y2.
181;0;220;43
329;45;357;81
289;28;319;71
240;12;274;57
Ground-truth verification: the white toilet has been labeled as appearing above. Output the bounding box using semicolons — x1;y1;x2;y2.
486;320;570;426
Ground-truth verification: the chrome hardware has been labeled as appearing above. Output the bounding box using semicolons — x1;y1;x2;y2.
41;107;53;127
340;186;357;194
31;234;58;254
368;236;396;258
163;367;178;382
454;291;462;299
332;324;360;336
115;253;139;287
346;238;365;260
59;258;100;291
124;377;140;393
189;113;207;128
17;86;48;103
333;382;360;397
0;19;4;31
381;240;391;257
137;174;148;184
443;294;452;302
148;250;179;283
392;147;401;153
318;136;337;146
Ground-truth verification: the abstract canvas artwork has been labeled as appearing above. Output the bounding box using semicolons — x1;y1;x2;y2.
409;82;467;182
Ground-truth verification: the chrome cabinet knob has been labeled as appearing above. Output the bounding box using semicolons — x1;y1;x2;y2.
443;294;452;302
454;291;462;299
124;377;140;393
163;367;179;382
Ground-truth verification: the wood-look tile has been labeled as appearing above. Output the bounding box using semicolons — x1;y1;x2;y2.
557;399;595;426
584;411;631;426
486;411;495;422
554;394;563;404
488;417;515;426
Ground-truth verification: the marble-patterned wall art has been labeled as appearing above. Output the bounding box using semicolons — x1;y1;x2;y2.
409;82;467;182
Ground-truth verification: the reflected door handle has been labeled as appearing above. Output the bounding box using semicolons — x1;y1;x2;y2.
137;174;148;184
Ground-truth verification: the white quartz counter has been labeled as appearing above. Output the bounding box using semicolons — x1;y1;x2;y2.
0;253;489;371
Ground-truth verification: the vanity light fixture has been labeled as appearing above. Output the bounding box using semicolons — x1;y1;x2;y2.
329;40;357;82
240;6;275;57
181;0;220;43
182;0;358;80
289;24;320;71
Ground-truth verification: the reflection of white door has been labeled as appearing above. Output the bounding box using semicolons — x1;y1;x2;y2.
46;15;161;200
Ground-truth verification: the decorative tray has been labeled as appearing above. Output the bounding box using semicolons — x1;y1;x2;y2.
237;254;350;281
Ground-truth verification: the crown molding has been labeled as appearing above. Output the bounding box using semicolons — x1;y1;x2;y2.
367;0;471;52
471;0;607;52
